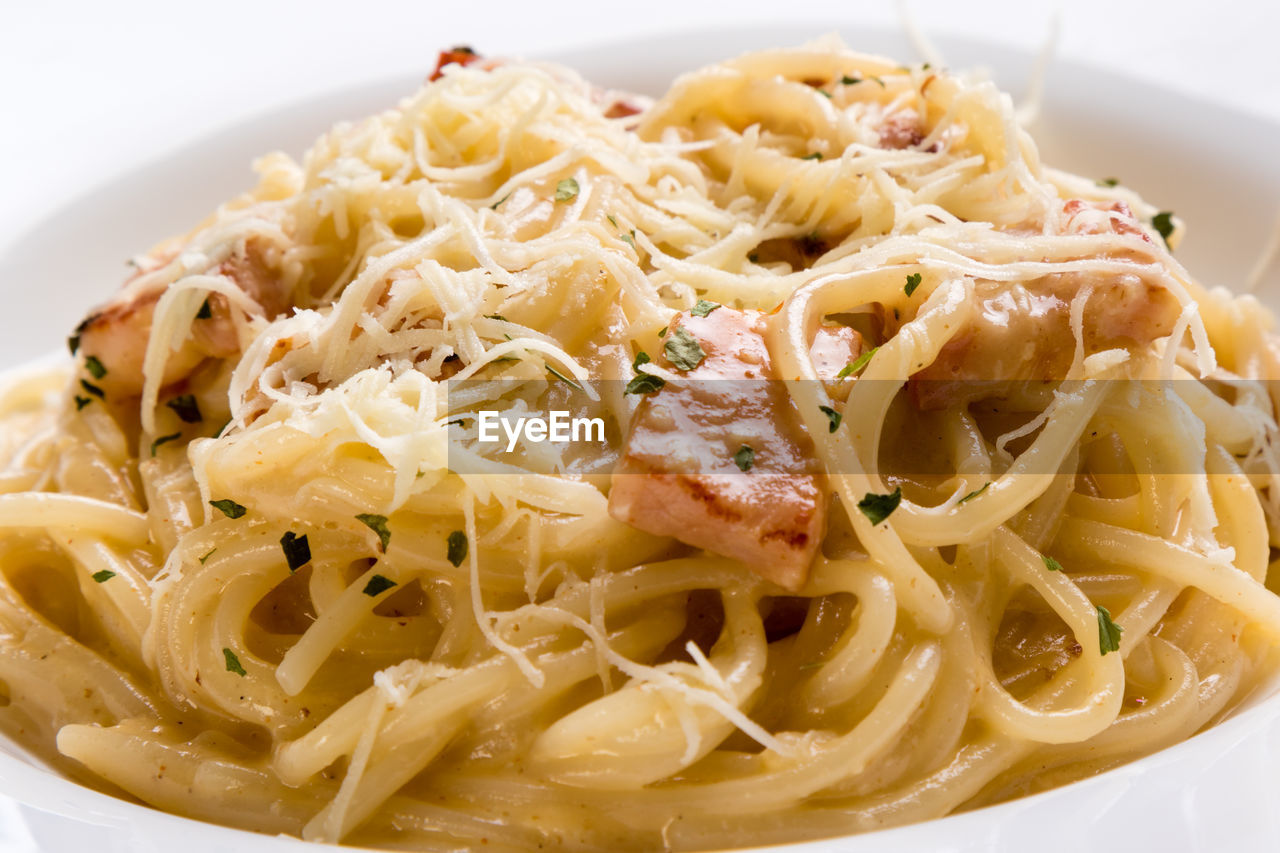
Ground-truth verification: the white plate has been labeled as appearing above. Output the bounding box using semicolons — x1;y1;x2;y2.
1;23;1279;853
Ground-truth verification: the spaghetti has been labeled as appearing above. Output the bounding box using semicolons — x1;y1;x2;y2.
0;38;1278;851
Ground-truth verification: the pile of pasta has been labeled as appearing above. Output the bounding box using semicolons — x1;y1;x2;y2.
1;39;1279;851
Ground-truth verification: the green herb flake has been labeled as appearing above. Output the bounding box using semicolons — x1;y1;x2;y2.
664;328;706;371
632;350;651;371
657;325;668;338
84;355;107;379
356;513;392;552
819;405;842;433
74;395;92;411
690;299;721;318
801;152;824;161
959;482;990;504
1152;211;1175;247
841;74;862;85
625;373;666;395
1096;605;1124;655
198;548;217;564
223;647;247;677
546;363;584;391
79;379;105;399
67;334;81;356
195;298;213;320
362;574;397;597
554;177;580;203
447;530;468;567
280;531;311;573
817;89;832;99
1043;554;1064;572
836;346;879;379
91;569;115;583
621;230;636;247
858;486;903;525
733;445;755;472
150;432;182;457
209;498;247;519
1096;177;1120;188
904;272;923;297
490;192;511;210
484;313;508;322
165;394;202;423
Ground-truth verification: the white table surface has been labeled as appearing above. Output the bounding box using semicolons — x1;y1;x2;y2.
1;0;1277;251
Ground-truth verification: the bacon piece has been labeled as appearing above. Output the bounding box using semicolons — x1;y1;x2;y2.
809;325;863;382
878;111;925;150
608;307;825;590
75;239;290;397
910;274;1180;410
1062;199;1152;243
428;46;483;82
909;199;1180;409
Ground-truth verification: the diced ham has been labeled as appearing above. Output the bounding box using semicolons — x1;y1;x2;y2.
608;307;825;591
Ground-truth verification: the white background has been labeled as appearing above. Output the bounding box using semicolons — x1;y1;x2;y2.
1;0;1277;246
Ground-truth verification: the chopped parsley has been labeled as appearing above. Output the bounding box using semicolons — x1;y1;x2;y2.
484;313;508;322
858;486;903;525
165;394;202;423
625;373;665;395
904;272;922;297
447;530;468;567
195;298;213;319
621;230;636;247
1152;211;1175;247
690;299;721;318
490;192;511;210
356;513;392;552
837;346;878;379
1096;177;1120;188
150;432;182;457
1096;605;1123;655
280;531;311;573
840;74;861;85
223;647;247;677
801;152;824;161
74;395;92;411
546;363;584;391
91;569;115;583
958;482;990;504
554;177;579;202
664;328;705;371
607;214;619;229
362;574;397;597
733;445;755;472
84;355;107;379
67;334;81;356
657;326;668;338
819;405;842;432
209;498;247;519
198;548;217;564
632;351;651;371
79;379;105;399
1043;554;1063;572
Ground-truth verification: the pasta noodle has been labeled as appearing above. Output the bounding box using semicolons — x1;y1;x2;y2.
1;37;1280;851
